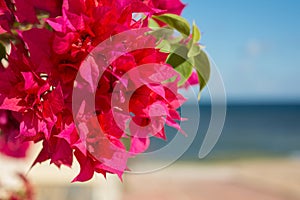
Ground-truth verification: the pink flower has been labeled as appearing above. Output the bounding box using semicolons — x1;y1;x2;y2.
0;0;192;183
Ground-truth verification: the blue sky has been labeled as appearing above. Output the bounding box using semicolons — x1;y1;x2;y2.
182;0;300;103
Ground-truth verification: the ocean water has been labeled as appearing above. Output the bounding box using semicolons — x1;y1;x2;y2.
146;104;300;160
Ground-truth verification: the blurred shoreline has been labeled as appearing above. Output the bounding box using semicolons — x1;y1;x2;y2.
123;158;300;200
148;103;300;160
1;152;300;200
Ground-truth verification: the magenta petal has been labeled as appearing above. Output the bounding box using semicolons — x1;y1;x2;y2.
0;23;7;34
0;0;12;34
151;0;186;15
72;150;94;182
73;140;87;156
56;123;76;144
14;0;62;23
62;0;85;14
21;72;38;91
129;136;150;154
51;138;73;168
19;112;53;139
100;151;128;177
13;0;39;23
19;114;38;138
52;32;76;54
182;70;199;89
79;55;101;92
31;141;50;167
146;85;165;99
0;95;22;112
21;28;54;73
168;109;181;120
32;0;63;17
0;0;8;11
47;84;65;114
46;17;66;32
95;162;124;179
188;70;199;85
153;128;167;140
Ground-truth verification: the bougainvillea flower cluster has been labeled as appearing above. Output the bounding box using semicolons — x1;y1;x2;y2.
0;0;209;182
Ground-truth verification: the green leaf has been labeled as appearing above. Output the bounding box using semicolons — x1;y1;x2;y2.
188;44;201;58
121;138;131;152
193;50;210;93
148;18;160;29
187;37;193;49
166;45;194;86
152;14;191;36
157;39;172;53
148;27;174;40
0;42;6;60
192;21;201;42
168;35;184;44
166;45;189;68
175;60;193;86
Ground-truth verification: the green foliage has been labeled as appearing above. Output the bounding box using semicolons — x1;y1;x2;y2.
121;138;131;152
193;50;211;92
151;13;211;98
188;44;201;58
153;14;190;36
166;45;189;68
148;18;160;29
192;22;201;42
175;60;193;86
156;39;172;53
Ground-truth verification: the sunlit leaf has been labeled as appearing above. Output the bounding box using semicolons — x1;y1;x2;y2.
175;60;193;86
188;43;201;58
121;138;131;152
148;27;174;40
153;13;190;36
192;21;201;42
148;18;160;29
166;45;189;68
157;39;172;53
193;50;210;93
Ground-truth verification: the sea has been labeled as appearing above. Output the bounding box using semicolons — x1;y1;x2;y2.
146;103;300;161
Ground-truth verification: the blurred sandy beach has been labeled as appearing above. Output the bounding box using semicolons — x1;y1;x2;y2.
1;153;300;200
122;158;300;200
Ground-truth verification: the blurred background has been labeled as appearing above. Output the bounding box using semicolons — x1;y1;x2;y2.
123;0;300;199
1;0;300;200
